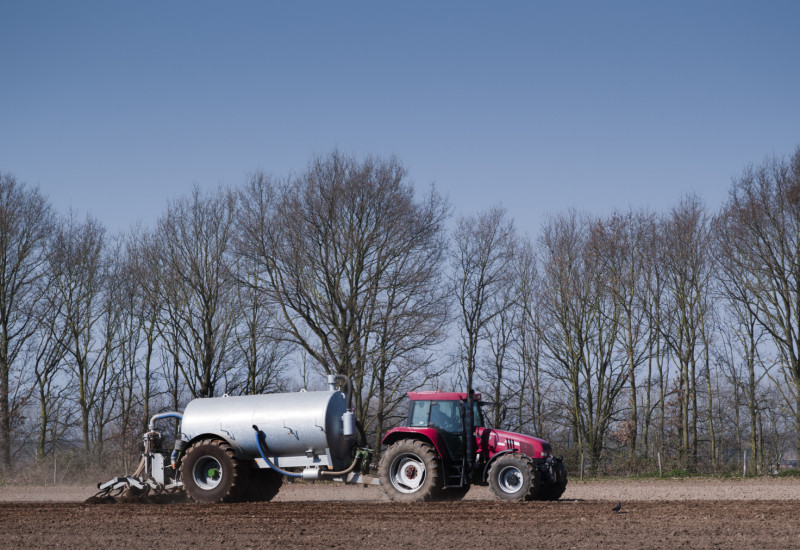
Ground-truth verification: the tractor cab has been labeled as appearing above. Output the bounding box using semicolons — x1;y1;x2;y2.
406;391;484;460
408;392;484;430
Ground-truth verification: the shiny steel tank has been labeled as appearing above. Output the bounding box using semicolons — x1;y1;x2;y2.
180;388;355;469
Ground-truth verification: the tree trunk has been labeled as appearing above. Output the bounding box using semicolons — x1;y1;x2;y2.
706;356;716;472
690;357;698;468
0;353;9;469
627;345;637;460
37;388;47;460
643;348;652;458
796;384;800;466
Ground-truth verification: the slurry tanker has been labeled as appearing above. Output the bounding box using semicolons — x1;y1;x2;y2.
95;375;567;503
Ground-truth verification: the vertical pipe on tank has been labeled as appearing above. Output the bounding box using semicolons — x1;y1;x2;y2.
327;374;353;411
328;374;356;438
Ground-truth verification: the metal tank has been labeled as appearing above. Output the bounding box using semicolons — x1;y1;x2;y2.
180;378;356;470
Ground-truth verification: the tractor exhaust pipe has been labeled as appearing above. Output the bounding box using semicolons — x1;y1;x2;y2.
465;389;476;474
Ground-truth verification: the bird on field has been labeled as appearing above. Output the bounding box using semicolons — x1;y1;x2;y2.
612;502;622;513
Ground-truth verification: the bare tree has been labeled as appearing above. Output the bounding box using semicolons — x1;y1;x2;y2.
640;212;670;459
0;174;53;471
29;279;68;459
130;228;182;427
231;253;292;395
154;187;239;398
122;229;161;432
713;295;770;472
479;277;517;428
363;188;450;447
591;210;651;459
512;239;547;436
717;146;800;459
659;196;714;469
538;210;626;473
113;241;144;455
452;206;516;393
237;153;450;435
91;241;125;466
49;213;109;459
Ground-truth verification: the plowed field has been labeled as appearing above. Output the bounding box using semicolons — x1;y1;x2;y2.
2;481;799;549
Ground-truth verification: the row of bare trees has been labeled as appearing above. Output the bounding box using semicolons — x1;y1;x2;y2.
1;147;799;478
452;149;800;475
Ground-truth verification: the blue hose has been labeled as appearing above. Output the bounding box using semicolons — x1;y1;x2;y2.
252;425;302;478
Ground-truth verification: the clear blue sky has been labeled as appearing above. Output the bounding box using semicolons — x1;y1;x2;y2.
2;1;798;238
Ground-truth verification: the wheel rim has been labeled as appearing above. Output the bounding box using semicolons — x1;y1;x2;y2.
497;465;524;493
389;453;427;493
193;455;223;490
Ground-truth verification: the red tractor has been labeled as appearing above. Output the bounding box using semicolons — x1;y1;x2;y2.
379;390;567;502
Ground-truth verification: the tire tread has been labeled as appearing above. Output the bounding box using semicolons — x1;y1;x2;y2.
379;439;443;502
181;438;248;503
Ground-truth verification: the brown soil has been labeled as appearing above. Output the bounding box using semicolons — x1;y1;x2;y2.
2;499;799;549
2;480;799;548
4;476;800;502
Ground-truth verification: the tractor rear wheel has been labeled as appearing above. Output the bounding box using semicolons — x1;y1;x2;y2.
181;438;248;503
487;453;539;502
379;440;443;502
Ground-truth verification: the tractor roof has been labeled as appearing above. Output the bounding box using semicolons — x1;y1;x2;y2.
407;390;482;401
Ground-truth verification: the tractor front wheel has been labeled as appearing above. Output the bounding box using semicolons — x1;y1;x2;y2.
487;453;539;502
181;438;248;503
379;440;443;502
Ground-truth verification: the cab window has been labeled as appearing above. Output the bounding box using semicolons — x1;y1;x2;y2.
427;401;463;433
473;403;486;428
409;400;464;432
409;400;431;427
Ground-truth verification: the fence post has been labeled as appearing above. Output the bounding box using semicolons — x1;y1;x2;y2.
743;450;747;478
657;452;662;478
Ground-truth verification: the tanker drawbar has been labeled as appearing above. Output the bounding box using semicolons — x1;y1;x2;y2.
89;375;376;504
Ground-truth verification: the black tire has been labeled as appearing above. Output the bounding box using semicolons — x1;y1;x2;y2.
536;460;568;501
242;468;284;502
487;453;539;502
181;438;248;503
379;440;443;502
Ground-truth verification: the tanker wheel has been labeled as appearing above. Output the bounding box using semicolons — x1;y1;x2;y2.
181;438;248;503
243;468;284;502
379;440;443;502
487;453;539;502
